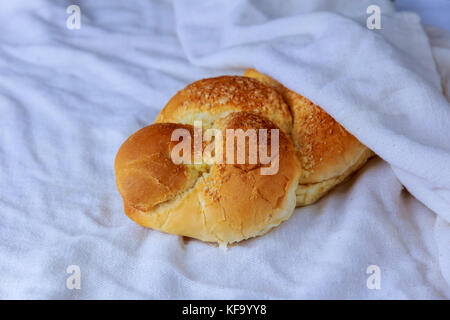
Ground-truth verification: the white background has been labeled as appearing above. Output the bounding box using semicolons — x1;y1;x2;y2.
0;0;449;299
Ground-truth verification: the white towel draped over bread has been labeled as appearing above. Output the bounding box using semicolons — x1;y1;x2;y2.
0;0;449;298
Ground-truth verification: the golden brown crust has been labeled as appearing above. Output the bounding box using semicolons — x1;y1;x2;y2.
295;147;374;205
243;69;374;205
115;112;300;245
155;75;293;134
115;123;200;211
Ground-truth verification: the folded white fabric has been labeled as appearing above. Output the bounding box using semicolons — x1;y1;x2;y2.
426;24;450;292
0;0;449;299
174;0;450;223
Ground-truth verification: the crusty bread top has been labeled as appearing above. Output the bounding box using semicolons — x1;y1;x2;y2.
115;112;300;244
114;123;200;211
244;68;369;184
155;75;293;134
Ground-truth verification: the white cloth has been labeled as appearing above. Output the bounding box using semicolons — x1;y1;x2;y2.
0;0;449;299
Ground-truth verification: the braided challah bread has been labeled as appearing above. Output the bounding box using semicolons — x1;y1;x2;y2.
115;76;300;245
115;70;373;245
